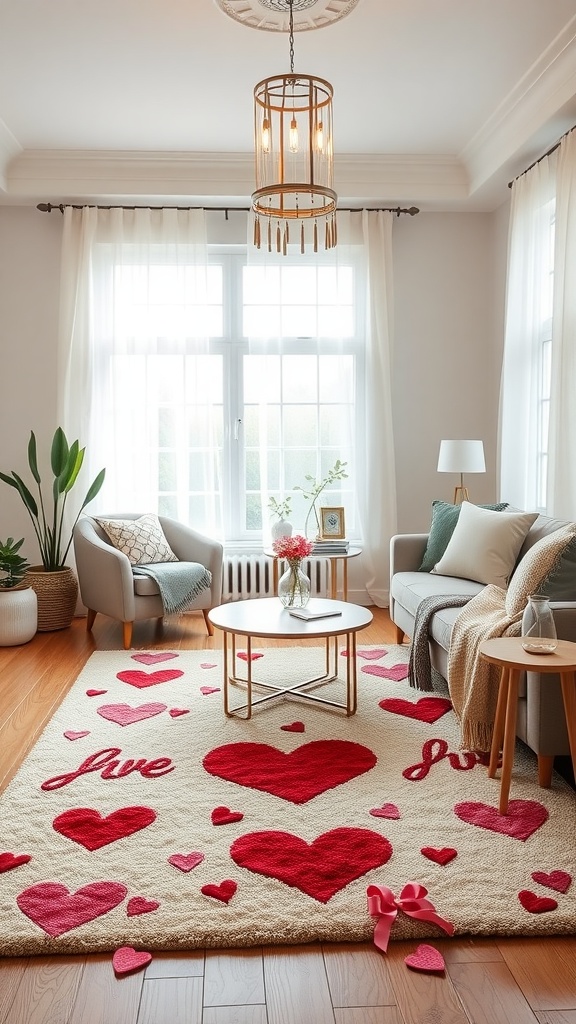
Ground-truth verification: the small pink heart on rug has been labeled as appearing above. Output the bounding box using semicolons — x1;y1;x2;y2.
531;870;572;894
421;846;457;866
168;852;204;873
126;897;160;917
97;702;167;726
64;730;90;741
362;663;409;681
518;890;558;914
369;803;400;819
357;648;389;660
404;944;445;972
86;689;107;697
17;881;128;937
131;652;178;665
454;799;548;841
200;663;217;669
53;806;157;850
169;708;190;718
280;721;305;733
379;696;452;723
112;946;152;975
0;852;31;873
200;686;220;695
237;651;264;662
212;806;244;826
201;880;237;904
116;669;184;689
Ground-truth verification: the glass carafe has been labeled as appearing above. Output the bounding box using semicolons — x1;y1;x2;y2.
521;594;558;654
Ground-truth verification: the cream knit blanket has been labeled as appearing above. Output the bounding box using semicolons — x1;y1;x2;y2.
447;521;576;753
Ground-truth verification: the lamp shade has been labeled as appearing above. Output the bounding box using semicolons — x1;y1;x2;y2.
437;440;486;474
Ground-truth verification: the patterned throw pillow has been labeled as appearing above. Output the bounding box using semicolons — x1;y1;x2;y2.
505;523;576;615
95;514;178;566
418;500;509;572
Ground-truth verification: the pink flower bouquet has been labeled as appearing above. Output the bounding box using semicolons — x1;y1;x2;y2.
272;534;314;561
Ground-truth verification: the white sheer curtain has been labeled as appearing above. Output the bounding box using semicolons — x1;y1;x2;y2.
246;209;396;605
499;154;556;510
547;130;576;518
57;206;217;527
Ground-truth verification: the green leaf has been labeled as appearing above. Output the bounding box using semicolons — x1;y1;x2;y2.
50;427;69;478
80;467;106;509
62;445;84;494
11;473;39;518
27;432;41;485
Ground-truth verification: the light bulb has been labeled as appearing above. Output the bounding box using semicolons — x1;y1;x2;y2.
261;118;270;154
289;116;298;153
316;121;324;151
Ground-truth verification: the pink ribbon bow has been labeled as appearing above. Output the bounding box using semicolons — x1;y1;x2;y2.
366;882;455;953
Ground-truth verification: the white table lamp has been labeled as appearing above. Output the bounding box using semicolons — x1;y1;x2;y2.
437;439;486;504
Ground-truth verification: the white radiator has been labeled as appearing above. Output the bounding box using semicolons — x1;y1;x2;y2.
223;554;330;601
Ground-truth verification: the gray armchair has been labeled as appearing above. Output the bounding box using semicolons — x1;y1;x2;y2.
73;514;223;649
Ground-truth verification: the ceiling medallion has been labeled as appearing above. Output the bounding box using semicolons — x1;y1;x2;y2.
215;0;360;32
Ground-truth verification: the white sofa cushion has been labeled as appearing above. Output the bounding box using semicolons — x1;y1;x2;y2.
432;501;538;588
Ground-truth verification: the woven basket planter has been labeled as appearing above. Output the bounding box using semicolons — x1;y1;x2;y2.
24;566;78;631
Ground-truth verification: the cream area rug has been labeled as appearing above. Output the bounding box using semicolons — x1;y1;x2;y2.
0;645;574;955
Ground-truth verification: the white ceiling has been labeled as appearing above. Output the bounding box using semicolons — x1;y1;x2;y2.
2;0;576;211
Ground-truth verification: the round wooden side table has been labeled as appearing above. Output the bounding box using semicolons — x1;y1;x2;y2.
479;636;576;814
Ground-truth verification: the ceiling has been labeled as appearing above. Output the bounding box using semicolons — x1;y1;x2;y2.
2;0;576;211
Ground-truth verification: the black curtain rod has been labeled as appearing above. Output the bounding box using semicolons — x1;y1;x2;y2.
508;124;576;188
37;202;419;217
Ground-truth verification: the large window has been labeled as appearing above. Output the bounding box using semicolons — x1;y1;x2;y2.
99;249;362;545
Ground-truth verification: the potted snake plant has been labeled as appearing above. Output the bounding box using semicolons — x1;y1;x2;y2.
0;428;105;631
0;536;38;645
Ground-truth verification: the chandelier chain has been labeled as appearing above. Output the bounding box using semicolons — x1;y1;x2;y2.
288;0;295;73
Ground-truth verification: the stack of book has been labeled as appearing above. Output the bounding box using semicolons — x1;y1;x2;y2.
311;538;350;555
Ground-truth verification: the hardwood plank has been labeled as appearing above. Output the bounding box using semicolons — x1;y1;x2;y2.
385;940;469;1024
0;957;30;1024
137;976;202;1024
203;1008;268;1024
334;1009;403;1024
144;952;205;978
67;956;144;1024
499;938;576;1011
436;937;503;963
322;941;395;1006
264;944;335;1024
448;960;539;1024
5;955;85;1024
204;949;265;1006
536;1013;576;1023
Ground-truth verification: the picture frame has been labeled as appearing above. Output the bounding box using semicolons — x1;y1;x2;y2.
319;506;346;539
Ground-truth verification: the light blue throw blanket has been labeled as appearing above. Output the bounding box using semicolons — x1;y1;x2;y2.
133;561;212;615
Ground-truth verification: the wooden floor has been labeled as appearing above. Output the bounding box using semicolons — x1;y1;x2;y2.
0;606;575;1024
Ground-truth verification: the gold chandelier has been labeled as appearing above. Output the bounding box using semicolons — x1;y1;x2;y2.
252;0;337;254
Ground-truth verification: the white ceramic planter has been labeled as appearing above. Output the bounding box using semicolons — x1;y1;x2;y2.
271;519;293;541
0;586;38;646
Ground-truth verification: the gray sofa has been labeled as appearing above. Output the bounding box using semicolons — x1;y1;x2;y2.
389;511;576;788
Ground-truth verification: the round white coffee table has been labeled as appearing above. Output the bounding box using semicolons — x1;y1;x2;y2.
208;597;373;719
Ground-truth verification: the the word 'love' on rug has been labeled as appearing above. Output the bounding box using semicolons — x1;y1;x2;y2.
0;645;574;955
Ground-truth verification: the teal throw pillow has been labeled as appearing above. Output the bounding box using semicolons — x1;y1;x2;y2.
537;534;576;601
418;500;509;573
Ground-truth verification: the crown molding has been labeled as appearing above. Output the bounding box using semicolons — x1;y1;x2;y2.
462;16;576;194
0;118;22;193
6;149;470;208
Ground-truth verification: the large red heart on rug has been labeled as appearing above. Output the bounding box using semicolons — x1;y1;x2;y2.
131;652;178;665
531;870;572;893
454;799;549;841
231;827;392;903
116;669;184;689
362;663;409;681
97;702;167;726
53;806;157;850
405;944;445;972
518;890;558;913
203;740;377;803
112;946;152;974
0;852;31;873
379;696;452;723
17;881;128;937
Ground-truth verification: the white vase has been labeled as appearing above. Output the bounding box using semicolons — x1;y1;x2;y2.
271;519;293;542
0;586;38;646
278;561;311;608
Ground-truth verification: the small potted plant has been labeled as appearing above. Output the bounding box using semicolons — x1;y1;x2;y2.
0;537;38;645
0;428;105;631
268;495;293;541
